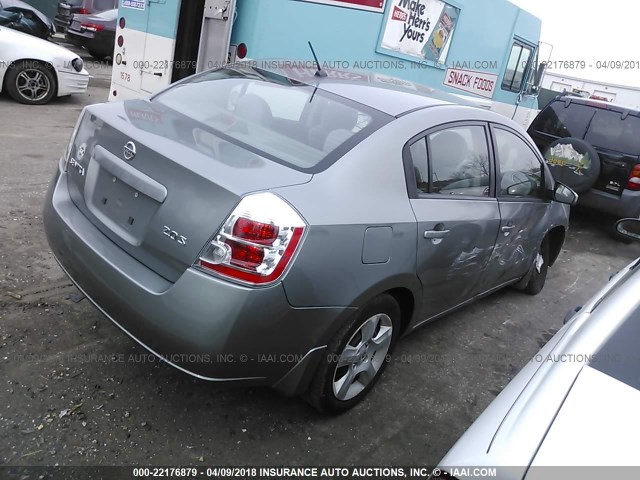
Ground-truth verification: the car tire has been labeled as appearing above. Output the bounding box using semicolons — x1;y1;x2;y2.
542;137;600;194
5;60;56;105
609;220;634;244
523;238;550;295
305;294;401;414
88;50;108;61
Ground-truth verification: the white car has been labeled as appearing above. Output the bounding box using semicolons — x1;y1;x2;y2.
0;25;88;104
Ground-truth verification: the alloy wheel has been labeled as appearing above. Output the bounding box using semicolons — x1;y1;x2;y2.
332;313;393;401
16;68;51;103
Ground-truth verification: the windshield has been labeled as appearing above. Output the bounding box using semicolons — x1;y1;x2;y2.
152;66;391;172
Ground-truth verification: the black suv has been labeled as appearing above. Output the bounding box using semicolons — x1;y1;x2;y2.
528;96;640;221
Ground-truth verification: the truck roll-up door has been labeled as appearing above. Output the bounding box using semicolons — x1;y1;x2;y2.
196;0;237;73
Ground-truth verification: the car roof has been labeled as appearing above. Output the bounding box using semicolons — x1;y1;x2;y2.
555;95;640;116
241;61;481;117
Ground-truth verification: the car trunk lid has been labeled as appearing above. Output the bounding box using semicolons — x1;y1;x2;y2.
65;100;312;283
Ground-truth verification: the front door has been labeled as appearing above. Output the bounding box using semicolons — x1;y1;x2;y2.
407;123;501;323
482;125;551;287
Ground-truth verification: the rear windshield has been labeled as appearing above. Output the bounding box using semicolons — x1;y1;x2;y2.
584;110;640;154
531;100;640;155
530;101;594;138
152;66;391;172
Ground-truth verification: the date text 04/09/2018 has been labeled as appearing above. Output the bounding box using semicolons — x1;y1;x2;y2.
546;60;640;70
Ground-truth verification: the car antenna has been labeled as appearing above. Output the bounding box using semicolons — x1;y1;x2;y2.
308;41;327;78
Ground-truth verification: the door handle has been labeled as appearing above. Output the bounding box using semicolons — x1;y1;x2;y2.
424;229;450;239
501;224;516;234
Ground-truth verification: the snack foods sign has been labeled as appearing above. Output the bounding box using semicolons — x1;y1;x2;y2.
299;0;386;12
443;68;498;99
380;0;460;62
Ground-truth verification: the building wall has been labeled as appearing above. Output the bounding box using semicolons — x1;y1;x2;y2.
541;72;640;109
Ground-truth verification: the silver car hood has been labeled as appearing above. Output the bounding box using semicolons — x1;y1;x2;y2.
526;365;640;471
440;258;640;477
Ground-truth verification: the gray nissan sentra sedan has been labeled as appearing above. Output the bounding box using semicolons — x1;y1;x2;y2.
43;63;577;413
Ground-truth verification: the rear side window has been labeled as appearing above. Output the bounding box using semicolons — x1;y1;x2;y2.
410;138;429;194
530;101;595;138
584;110;640;155
153;66;390;172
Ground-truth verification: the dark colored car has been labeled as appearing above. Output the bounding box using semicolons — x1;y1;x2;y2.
66;8;116;60
528;96;640;224
54;0;116;33
0;0;55;39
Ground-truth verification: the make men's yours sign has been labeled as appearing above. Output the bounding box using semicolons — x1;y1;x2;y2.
380;0;460;62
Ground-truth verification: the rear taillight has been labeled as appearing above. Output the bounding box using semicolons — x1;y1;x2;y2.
77;8;89;14
61;109;86;172
237;43;248;59
627;165;640;191
197;193;306;286
82;22;104;32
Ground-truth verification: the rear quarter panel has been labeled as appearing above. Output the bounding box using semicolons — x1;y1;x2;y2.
277;105;532;325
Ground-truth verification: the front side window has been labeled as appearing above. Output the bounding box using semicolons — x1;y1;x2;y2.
502;42;533;93
422;125;491;197
495;128;543;198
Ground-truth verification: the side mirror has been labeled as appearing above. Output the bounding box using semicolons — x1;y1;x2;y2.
553;182;578;206
616;218;640;242
534;62;547;88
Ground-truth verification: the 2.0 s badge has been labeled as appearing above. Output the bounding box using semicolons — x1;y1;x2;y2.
163;226;187;246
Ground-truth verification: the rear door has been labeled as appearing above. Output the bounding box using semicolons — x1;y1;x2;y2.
196;0;237;73
139;0;173;94
407;122;501;322
481;125;551;287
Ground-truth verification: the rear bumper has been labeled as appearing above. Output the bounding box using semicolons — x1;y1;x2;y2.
65;30;89;47
65;29;114;57
43;169;347;394
56;69;89;96
578;188;640;219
